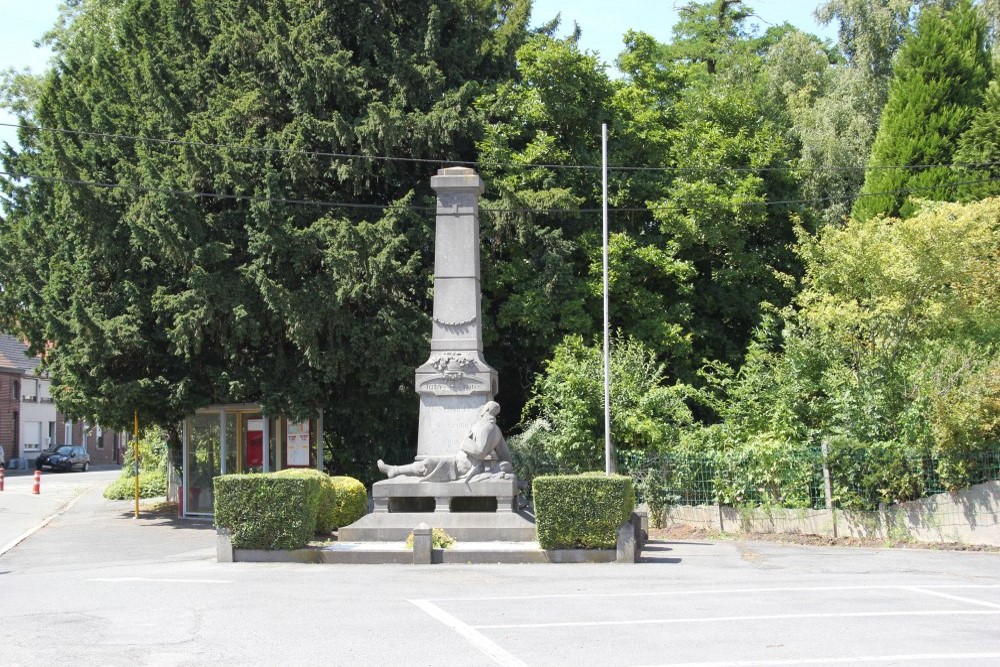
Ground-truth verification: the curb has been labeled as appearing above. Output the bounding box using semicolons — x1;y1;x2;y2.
0;482;99;557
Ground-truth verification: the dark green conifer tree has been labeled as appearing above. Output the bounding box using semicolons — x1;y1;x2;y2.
852;0;992;220
954;80;1000;199
0;0;530;477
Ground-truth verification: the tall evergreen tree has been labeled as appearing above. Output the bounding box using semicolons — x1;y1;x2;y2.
853;0;992;220
0;0;530;477
954;80;1000;199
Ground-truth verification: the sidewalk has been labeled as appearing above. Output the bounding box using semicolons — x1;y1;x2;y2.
0;474;216;567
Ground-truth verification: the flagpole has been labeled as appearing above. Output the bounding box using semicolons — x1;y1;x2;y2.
602;123;615;475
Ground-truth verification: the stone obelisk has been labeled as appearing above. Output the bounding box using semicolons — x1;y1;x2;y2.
414;167;497;458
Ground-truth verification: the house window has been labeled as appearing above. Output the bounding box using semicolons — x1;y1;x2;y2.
97;426;105;449
12;380;19;401
65;420;73;444
23;421;42;452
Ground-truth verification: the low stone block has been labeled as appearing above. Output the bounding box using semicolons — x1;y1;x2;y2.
216;528;233;563
616;521;637;563
412;523;433;565
372;478;518;513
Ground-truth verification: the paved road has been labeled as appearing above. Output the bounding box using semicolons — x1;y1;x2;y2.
1;480;999;666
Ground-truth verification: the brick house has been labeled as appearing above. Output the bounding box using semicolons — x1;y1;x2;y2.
0;334;124;467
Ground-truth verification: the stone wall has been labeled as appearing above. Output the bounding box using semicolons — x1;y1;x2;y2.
661;480;1000;547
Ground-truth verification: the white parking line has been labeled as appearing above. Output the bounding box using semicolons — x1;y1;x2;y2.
906;586;1000;609
431;583;1000;603
88;577;232;584
471;609;1000;629
409;599;529;667
638;652;1000;667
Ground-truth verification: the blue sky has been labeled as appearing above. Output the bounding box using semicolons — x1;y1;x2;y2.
531;0;836;68
0;1;836;149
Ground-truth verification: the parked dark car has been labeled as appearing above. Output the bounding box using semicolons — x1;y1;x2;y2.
35;445;90;472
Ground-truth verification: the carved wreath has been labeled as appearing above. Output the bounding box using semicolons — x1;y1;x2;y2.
431;353;476;376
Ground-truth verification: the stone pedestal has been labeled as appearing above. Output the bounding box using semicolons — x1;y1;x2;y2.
371;478;518;514
337;510;537;542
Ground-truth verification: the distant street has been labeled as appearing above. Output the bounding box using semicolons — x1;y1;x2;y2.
2;479;1000;666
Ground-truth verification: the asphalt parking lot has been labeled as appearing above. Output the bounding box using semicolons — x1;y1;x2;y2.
2;477;999;666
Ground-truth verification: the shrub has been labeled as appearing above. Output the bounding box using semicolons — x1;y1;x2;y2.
105;426;170;500
214;474;321;550
328;476;368;529
533;473;635;549
103;471;168;500
405;527;455;550
826;437;926;510
636;468;680;529
274;469;337;534
712;437;821;509
120;426;170;476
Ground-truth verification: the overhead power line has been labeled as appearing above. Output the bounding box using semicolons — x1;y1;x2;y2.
5;122;1000;175
3;169;998;216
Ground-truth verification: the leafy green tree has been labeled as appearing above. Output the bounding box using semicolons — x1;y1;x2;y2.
705;197;1000;491
474;31;612;419
521;334;694;472
0;0;530;476
816;0;923;116
650;76;803;370
668;0;754;75
761;29;873;226
853;0;992;220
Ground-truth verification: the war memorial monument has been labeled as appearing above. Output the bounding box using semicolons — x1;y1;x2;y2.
339;167;536;542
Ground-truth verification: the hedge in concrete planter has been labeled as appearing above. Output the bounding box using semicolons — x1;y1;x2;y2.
533;473;635;549
214;474;321;550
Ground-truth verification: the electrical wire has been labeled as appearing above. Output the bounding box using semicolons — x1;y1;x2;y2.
5;122;1000;175
3;169;998;215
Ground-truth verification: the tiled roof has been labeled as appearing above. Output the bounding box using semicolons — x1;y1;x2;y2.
0;333;41;374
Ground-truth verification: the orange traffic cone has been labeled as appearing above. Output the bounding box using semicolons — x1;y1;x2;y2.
32;469;41;494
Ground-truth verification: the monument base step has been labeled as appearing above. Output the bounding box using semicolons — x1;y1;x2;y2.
337;510;537;542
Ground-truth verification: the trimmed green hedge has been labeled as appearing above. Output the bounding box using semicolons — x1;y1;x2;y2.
214;475;321;549
329;476;368;528
274;469;337;534
273;470;368;533
533;473;635;549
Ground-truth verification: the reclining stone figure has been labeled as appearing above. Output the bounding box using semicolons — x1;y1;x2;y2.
377;401;514;483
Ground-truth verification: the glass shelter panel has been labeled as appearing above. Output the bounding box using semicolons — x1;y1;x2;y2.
185;412;220;515
224;412;237;474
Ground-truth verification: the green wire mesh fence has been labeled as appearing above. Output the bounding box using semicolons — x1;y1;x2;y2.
617;445;1000;512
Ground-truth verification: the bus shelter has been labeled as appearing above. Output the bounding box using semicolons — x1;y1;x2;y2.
181;403;323;517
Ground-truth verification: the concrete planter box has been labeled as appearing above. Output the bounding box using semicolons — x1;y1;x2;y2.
216;511;649;564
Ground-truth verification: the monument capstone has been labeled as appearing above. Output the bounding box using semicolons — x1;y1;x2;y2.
338;167;535;542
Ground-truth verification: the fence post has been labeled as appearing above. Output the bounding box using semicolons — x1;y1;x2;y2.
821;439;838;538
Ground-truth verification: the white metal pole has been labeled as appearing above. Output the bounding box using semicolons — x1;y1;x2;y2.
602;123;615;475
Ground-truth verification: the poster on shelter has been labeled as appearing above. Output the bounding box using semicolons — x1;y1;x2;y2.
286;421;310;467
246;419;265;468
